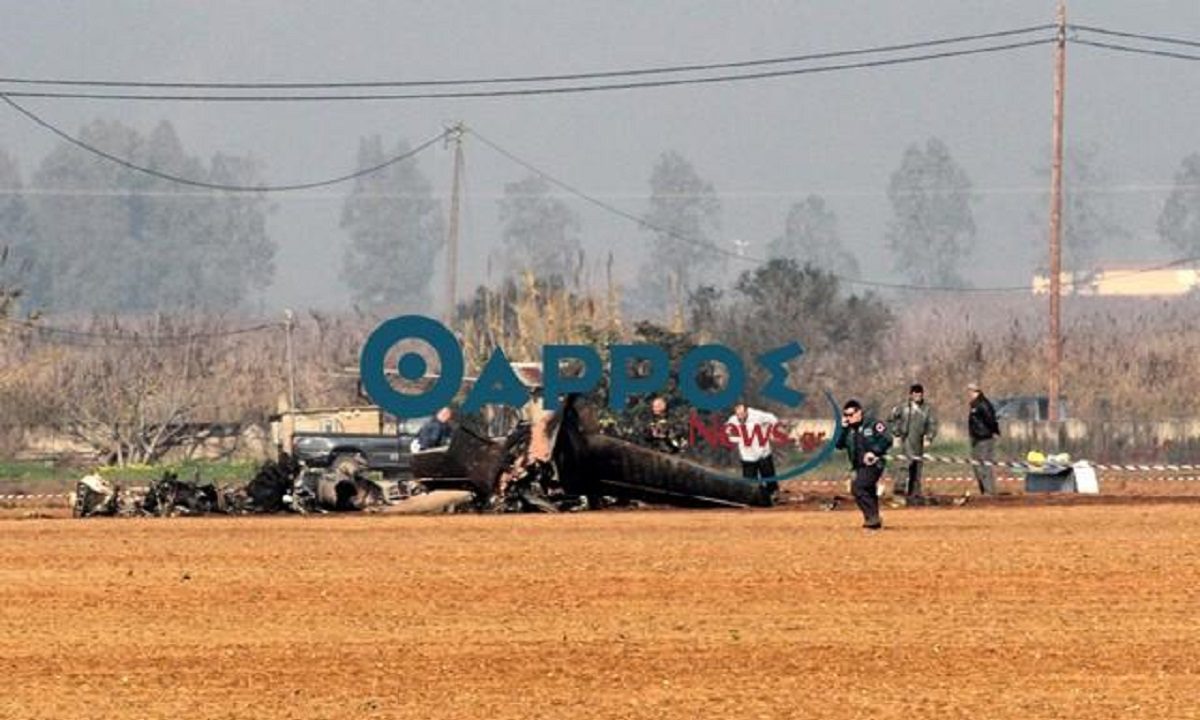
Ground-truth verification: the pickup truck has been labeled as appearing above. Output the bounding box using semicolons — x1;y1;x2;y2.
291;415;428;477
993;395;1069;422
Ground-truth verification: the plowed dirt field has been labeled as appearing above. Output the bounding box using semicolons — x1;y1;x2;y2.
2;504;1198;719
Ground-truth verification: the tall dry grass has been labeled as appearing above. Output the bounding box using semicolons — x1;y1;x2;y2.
872;294;1200;421
2;285;1198;462
456;271;625;373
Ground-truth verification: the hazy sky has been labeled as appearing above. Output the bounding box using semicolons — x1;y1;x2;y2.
3;0;1198;314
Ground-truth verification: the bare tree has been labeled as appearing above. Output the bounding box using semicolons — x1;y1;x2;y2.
885;138;976;286
635;151;722;319
498;174;583;285
49;318;216;465
1032;144;1128;273
1159;152;1200;258
341;136;444;313
768;195;860;279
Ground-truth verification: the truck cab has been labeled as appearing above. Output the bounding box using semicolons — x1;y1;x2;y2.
993;395;1069;422
271;406;427;477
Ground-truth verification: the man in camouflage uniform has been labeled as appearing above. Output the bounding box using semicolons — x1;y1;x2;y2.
642;396;685;454
889;383;938;505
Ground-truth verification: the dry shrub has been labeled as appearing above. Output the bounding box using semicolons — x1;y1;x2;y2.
456;272;624;373
875;294;1200;421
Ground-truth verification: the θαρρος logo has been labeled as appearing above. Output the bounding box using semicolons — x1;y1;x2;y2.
358;315;841;480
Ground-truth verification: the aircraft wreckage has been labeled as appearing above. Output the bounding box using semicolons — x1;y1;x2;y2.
73;394;780;518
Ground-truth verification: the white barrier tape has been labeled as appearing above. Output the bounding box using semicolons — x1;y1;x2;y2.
1095;463;1200;472
1;485;148;503
888;453;1072;472
789;477;1025;487
886;453;1200;474
788;475;1200;486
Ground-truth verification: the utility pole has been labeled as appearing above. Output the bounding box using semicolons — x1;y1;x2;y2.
444;123;465;324
283;308;297;449
1047;0;1066;423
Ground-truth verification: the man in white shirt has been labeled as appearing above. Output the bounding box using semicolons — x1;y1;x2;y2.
728;403;779;486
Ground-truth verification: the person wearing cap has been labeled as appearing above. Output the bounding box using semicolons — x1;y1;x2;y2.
889;383;938;505
967;383;1001;494
835;399;893;530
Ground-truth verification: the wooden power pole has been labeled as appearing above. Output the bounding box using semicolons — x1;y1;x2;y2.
283;308;297;449
1047;0;1066;423
444;123;465;323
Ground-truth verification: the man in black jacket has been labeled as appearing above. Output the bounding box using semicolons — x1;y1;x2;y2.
836;399;893;530
967;383;1001;494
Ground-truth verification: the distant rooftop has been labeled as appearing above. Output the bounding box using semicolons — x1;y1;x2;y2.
1033;268;1199;297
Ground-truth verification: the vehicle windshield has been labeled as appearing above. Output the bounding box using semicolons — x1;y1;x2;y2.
396;416;430;435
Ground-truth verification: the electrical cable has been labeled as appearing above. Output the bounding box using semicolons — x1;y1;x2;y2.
1069;38;1200;62
0;38;1055;102
467;126;1200;293
3;21;1192;292
1070;24;1200;50
467;126;1025;292
0;94;448;192
0;24;1055;90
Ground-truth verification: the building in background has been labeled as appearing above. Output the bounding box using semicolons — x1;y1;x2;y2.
1033;267;1200;296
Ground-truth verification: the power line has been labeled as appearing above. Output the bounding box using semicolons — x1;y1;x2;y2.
467;127;1023;292
1070;38;1200;62
0;187;459;198
0;38;1055;102
5;181;1199;200
0;94;448;192
0;24;1055;90
467;126;1200;294
1070;24;1200;50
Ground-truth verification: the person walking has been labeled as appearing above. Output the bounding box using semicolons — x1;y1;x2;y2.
728;403;779;500
836;399;893;530
967;383;1001;495
889;383;938;505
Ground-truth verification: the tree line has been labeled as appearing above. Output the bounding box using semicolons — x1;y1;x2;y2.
4;118;1200;317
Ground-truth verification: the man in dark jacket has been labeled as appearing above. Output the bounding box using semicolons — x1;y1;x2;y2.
967;383;1001;494
415;407;454;451
836;399;893;530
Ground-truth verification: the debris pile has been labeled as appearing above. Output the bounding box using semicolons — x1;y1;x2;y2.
412;395;776;512
73;396;777;519
141;471;224;515
72;474;121;518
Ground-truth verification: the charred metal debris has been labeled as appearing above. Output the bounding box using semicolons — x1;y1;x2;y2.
73;396;777;518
